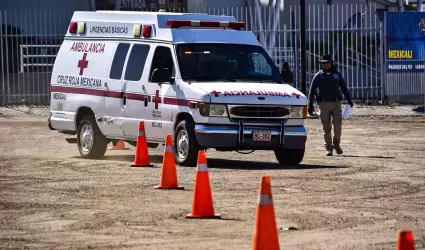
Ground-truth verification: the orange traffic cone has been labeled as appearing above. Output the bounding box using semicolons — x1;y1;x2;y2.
131;121;153;167
110;140;129;150
397;230;415;250
154;134;184;190
185;150;221;219
252;176;280;250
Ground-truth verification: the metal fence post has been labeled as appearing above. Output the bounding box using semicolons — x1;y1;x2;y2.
0;11;4;105
380;11;386;103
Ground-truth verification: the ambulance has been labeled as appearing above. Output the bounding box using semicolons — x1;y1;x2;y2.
48;10;309;167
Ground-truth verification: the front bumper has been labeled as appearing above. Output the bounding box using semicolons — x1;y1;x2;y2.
194;121;307;150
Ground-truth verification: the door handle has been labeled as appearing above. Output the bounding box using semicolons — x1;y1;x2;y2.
144;96;148;107
123;95;127;105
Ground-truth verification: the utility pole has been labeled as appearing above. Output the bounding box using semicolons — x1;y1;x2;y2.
398;0;404;11
300;0;307;95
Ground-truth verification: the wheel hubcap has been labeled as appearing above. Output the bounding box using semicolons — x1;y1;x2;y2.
79;124;94;152
177;130;189;159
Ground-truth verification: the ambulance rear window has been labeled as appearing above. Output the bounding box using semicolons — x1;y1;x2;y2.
176;43;282;83
110;43;130;80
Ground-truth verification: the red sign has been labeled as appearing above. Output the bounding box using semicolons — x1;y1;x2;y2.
77;53;89;76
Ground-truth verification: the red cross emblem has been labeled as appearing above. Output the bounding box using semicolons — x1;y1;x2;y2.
291;92;301;99
77;53;89;76
152;90;162;110
210;90;221;97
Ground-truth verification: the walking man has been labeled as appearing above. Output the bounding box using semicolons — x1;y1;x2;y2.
308;54;353;156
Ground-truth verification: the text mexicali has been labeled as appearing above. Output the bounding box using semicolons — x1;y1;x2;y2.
70;42;105;53
57;75;102;88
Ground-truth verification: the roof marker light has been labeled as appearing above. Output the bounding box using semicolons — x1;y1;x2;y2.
133;24;142;37
228;22;246;30
142;25;152;38
78;22;86;34
166;20;246;30
69;22;78;34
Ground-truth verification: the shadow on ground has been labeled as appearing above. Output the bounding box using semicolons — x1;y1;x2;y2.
72;155;163;165
75;155;345;170
338;155;395;159
206;158;346;170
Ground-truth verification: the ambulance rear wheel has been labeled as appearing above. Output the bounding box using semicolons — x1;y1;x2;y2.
77;115;108;159
274;147;305;166
174;120;199;167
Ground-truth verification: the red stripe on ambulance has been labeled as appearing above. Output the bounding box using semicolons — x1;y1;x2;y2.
50;86;199;107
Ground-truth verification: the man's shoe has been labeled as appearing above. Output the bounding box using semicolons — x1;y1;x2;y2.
326;151;333;156
335;146;343;155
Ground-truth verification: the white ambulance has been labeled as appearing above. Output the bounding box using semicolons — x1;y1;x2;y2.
48;11;308;167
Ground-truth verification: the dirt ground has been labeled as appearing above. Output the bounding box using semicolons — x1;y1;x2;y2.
1;115;425;250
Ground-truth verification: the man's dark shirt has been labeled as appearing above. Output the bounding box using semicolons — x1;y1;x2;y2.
308;67;352;104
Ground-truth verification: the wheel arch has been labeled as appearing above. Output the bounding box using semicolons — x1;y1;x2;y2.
75;106;95;129
173;112;195;132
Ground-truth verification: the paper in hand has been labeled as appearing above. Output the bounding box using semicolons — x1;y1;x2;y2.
343;104;351;119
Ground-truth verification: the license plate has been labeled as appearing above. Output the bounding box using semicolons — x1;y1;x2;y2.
252;130;272;142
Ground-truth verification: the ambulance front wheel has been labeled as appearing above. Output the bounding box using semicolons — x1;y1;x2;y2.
274;147;305;166
76;115;108;159
174;119;200;167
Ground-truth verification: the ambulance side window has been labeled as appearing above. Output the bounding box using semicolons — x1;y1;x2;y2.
124;44;150;81
109;43;130;80
149;46;175;84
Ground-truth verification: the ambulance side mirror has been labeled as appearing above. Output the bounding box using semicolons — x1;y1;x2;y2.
151;68;173;84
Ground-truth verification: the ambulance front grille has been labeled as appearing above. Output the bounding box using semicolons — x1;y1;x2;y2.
228;105;290;123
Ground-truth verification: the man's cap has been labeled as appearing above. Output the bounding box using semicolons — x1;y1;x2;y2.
318;54;335;63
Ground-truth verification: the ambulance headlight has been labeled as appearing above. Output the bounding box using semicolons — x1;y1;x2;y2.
199;103;228;117
290;106;308;119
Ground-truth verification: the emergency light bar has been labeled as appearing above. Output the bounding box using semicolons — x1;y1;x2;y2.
166;20;246;30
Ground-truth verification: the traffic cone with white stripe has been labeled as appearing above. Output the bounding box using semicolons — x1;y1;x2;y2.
252;176;280;250
110;140;129;150
396;230;415;250
131;121;153;167
185;150;221;219
154;134;184;190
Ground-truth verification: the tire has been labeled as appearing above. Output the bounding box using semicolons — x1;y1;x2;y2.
174;119;200;167
274;147;305;166
76;115;108;159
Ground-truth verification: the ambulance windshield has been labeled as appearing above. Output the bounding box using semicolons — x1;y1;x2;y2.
176;44;283;83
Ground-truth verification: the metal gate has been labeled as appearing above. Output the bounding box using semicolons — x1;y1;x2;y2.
0;3;390;111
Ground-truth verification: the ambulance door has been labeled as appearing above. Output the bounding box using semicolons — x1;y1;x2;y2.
145;44;175;140
121;43;152;138
104;42;130;136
